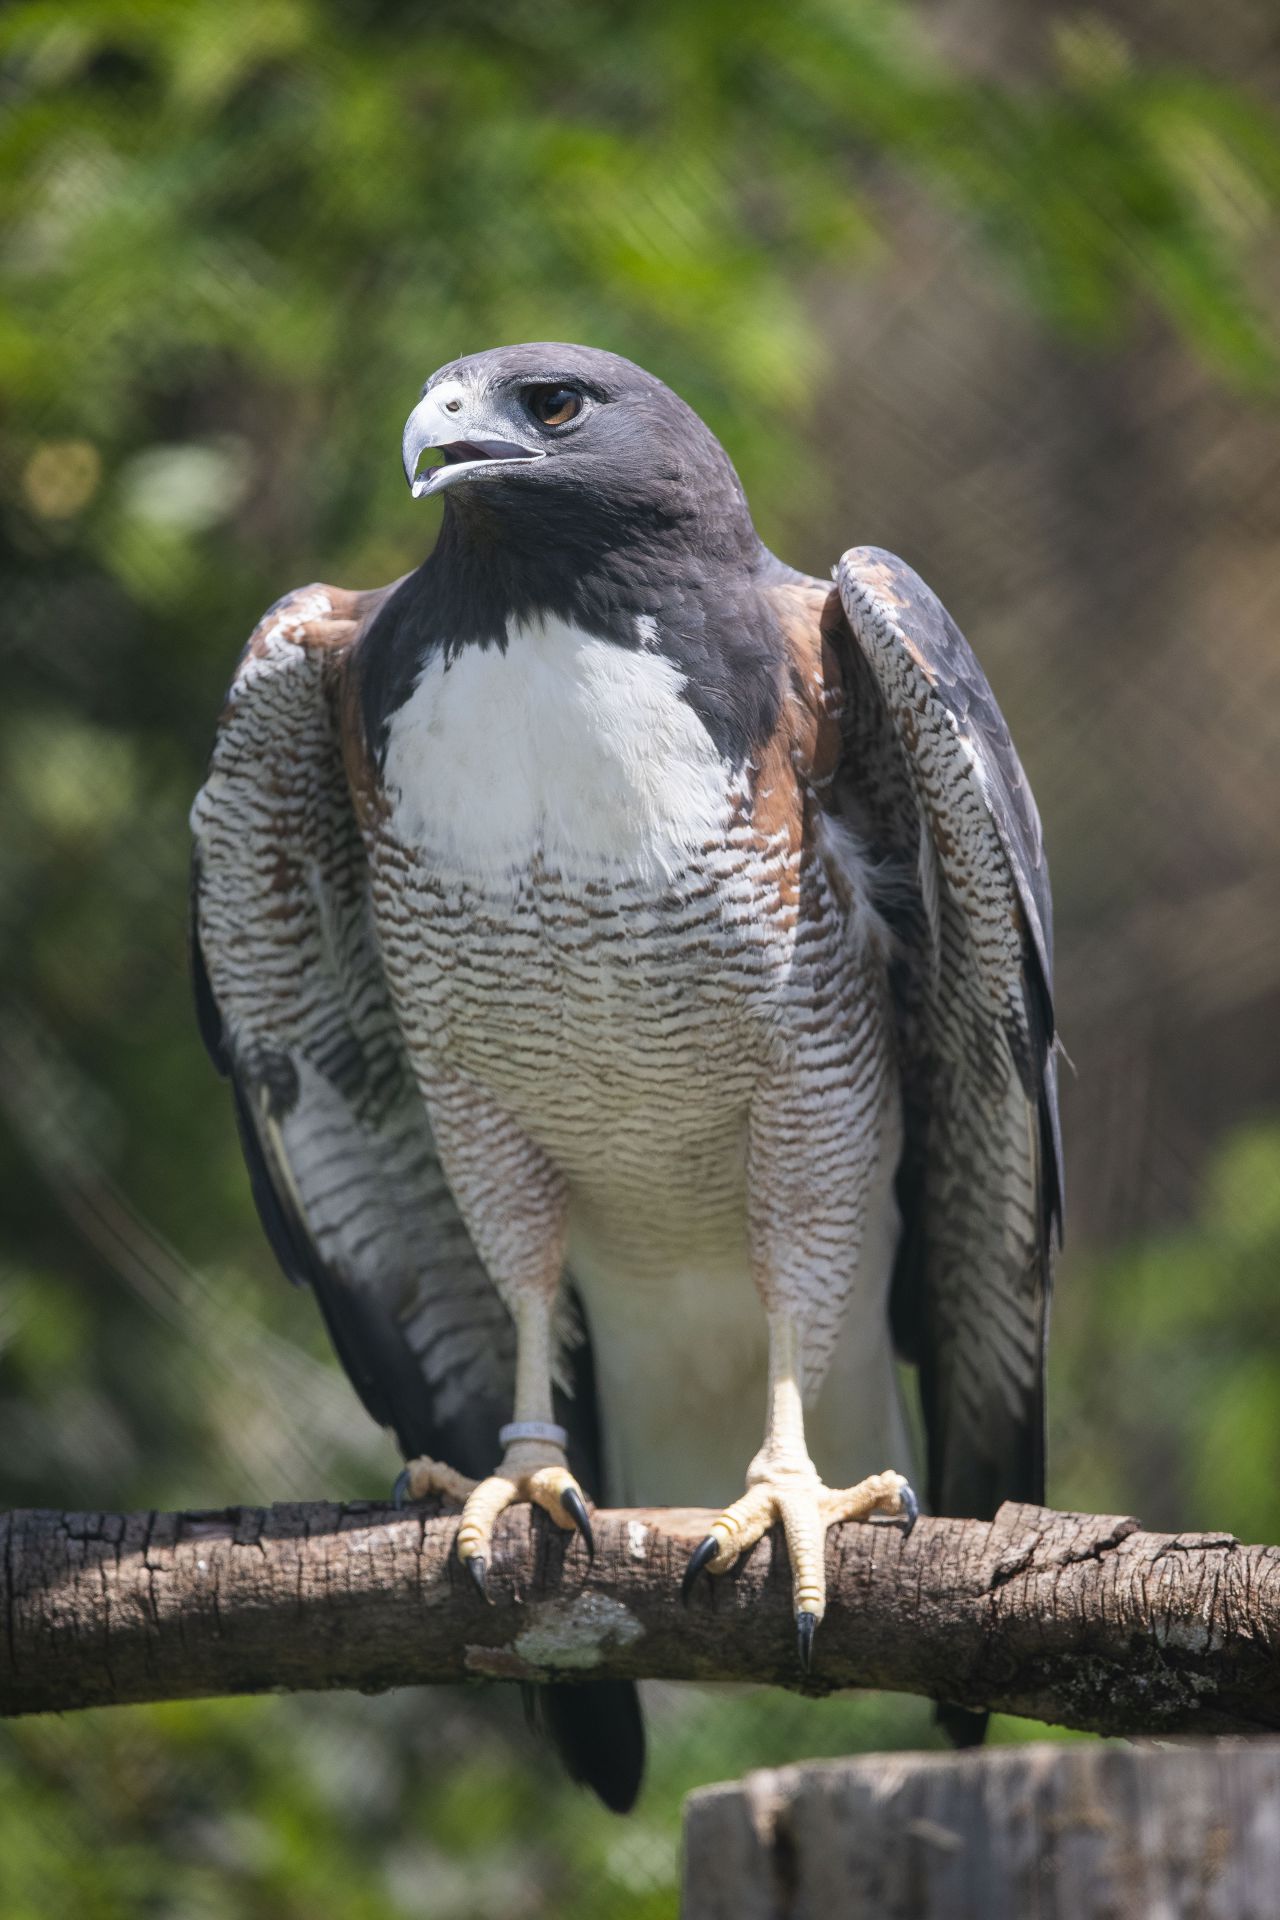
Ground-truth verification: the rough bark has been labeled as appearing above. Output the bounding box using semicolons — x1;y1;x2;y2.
4;1500;1279;1735
683;1738;1280;1920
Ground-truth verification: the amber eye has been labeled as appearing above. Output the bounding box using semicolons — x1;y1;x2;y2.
527;385;583;427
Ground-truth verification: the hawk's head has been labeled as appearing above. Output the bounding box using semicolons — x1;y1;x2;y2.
401;343;754;553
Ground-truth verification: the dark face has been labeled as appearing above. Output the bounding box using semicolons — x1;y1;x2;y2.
401;343;755;550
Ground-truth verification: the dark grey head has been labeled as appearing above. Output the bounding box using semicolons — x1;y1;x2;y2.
363;343;786;766
401;343;757;562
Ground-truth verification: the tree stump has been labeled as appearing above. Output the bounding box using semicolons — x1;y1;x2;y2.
682;1738;1280;1919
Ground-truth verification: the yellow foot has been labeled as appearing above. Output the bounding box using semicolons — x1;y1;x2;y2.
682;1462;916;1670
395;1427;593;1602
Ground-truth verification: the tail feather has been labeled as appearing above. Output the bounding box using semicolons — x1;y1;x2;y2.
530;1680;646;1814
937;1701;988;1748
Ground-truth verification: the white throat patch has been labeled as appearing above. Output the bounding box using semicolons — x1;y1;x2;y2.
380;614;736;881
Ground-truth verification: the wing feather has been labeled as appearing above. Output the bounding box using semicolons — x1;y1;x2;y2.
828;547;1062;1521
189;585;515;1469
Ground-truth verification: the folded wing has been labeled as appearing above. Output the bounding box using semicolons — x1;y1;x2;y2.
827;548;1063;1521
190;585;515;1469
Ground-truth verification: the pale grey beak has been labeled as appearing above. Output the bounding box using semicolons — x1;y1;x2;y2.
401;392;544;498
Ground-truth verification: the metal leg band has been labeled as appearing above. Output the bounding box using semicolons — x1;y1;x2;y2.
498;1420;568;1449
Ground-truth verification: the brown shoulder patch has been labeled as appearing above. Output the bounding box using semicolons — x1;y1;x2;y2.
769;581;846;788
729;581;849;881
245;584;348;660
245;581;400;661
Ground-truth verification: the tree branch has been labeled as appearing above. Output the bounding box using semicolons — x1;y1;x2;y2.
4;1500;1279;1735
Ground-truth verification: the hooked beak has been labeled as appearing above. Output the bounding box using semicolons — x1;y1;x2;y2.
401;391;545;499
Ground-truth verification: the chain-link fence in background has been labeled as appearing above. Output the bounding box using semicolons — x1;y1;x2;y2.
2;4;1278;1916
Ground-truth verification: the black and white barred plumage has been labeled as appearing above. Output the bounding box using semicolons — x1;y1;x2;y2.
191;346;1061;1809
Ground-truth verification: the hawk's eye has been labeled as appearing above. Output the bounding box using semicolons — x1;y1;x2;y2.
527;385;583;427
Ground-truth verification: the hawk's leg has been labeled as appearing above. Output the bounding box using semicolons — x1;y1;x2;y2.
682;1312;914;1664
396;1074;592;1596
683;962;914;1665
398;1293;591;1596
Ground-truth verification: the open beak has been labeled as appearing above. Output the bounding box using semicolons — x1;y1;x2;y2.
401;392;545;498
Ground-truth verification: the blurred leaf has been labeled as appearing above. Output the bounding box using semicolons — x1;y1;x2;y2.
1050;1124;1280;1540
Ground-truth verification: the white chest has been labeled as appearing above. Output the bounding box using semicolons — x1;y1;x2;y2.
379;613;737;882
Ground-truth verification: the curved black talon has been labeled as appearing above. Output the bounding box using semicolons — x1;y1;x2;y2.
463;1553;489;1602
682;1534;720;1607
560;1485;595;1559
870;1480;920;1533
392;1467;412;1510
796;1610;818;1675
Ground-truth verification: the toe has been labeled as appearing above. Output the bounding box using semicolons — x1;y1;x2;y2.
456;1473;519;1576
822;1467;914;1528
397;1455;478;1507
526;1465;593;1540
703;1484;778;1576
777;1490;827;1626
859;1473;918;1530
682;1481;785;1605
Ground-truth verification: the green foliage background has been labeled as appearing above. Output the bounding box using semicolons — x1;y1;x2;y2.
2;3;1278;1915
